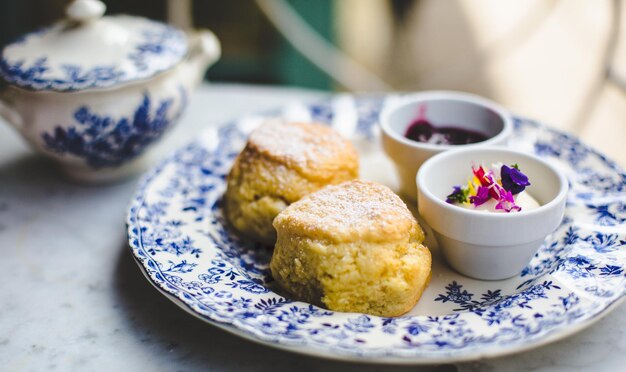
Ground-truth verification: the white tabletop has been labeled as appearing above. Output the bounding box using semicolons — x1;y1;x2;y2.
0;83;624;372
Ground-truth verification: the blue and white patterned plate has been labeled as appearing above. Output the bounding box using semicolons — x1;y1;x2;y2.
126;95;626;363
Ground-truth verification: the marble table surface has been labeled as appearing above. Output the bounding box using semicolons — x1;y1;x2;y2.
0;83;624;372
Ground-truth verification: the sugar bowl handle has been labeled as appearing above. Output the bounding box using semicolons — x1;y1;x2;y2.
183;29;221;88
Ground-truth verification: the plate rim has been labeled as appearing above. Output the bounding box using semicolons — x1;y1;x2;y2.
128;249;626;364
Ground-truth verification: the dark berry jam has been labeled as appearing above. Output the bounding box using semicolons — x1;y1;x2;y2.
405;119;488;145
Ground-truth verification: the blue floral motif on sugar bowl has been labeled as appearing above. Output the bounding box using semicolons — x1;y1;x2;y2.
41;88;188;169
0;0;220;182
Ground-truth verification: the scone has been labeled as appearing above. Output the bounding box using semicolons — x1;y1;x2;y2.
270;180;432;317
225;121;359;244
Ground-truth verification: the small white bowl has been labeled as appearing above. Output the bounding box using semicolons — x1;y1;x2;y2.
380;91;513;200
416;148;568;280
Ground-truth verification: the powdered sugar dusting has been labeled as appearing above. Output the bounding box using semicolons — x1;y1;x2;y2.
276;180;416;241
248;120;355;171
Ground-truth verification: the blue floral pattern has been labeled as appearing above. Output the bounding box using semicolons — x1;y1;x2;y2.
0;19;187;91
42;87;187;169
127;97;626;362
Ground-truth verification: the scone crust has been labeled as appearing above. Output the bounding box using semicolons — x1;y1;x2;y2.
225;121;359;244
246;121;359;183
270;180;432;317
273;180;425;243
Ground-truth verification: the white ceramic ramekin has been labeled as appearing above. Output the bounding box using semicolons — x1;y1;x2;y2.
380;91;513;200
416;148;568;280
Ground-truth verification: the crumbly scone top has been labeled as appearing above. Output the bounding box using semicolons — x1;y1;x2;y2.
274;180;420;243
246;120;358;179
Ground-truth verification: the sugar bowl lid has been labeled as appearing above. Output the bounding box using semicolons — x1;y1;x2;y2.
0;0;188;92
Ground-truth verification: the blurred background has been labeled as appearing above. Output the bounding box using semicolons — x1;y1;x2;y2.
1;0;625;166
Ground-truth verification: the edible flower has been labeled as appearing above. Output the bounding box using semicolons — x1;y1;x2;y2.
446;163;530;213
495;189;522;212
446;185;469;204
472;165;491;187
469;185;491;206
471;165;502;200
500;164;530;194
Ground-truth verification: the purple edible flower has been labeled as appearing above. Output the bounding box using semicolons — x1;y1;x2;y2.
495;190;522;212
446;185;469;204
469;186;491;206
500;164;530;195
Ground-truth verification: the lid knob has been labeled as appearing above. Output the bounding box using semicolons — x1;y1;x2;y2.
66;0;106;23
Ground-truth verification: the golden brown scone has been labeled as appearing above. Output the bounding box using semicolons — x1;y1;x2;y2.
270;180;432;317
224;121;359;244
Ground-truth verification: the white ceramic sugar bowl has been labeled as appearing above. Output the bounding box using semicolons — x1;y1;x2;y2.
0;0;220;182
